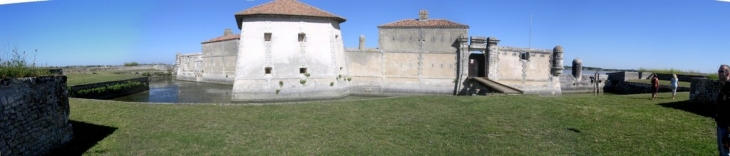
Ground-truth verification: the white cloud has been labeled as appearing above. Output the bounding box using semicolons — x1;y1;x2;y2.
0;0;48;5
718;0;730;2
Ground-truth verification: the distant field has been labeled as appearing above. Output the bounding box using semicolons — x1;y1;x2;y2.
65;72;143;85
627;79;692;88
55;92;715;155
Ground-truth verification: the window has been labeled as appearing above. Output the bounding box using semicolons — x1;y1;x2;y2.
264;33;272;41
299;67;307;74
265;67;272;74
520;52;530;60
298;33;306;42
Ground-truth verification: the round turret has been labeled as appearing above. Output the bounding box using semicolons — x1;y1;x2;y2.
572;58;582;80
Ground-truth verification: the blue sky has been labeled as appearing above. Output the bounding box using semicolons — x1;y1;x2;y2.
0;0;728;73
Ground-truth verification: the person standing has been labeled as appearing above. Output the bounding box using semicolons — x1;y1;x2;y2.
651;74;659;100
717;64;730;156
670;74;679;99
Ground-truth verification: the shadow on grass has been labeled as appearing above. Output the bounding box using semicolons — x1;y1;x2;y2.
658;100;715;118
46;120;117;156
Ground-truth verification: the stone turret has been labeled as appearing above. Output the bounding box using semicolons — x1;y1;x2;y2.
359;35;365;50
572;58;582;80
418;10;428;21
224;28;232;36
551;46;564;76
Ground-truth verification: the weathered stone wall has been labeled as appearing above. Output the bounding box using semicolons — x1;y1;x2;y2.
63;65;173;74
68;77;149;99
378;28;467;52
486;45;560;94
560;74;608;94
201;39;238;84
690;78;721;104
345;49;457;96
0;76;73;156
608;72;653;82
176;53;203;82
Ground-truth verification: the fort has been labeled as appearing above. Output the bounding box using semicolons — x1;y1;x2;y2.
175;0;568;102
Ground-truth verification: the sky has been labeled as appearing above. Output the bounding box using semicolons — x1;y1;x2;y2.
0;0;728;73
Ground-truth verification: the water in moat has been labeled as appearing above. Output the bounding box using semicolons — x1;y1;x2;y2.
112;78;386;104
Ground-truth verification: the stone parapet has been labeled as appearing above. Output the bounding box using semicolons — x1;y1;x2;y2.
0;76;73;156
690;78;721;104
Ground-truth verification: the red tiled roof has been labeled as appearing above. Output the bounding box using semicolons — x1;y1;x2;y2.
202;34;240;44
378;19;469;29
234;0;346;29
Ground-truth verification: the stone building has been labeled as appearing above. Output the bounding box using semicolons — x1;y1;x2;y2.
230;0;350;102
175;0;566;102
345;10;469;96
176;29;239;84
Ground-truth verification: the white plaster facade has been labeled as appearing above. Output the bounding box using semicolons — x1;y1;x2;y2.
231;16;350;102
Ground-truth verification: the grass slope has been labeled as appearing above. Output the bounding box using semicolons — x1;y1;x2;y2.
62;92;715;155
627;79;692;88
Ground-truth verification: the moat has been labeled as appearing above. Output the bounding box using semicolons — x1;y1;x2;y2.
112;78;388;103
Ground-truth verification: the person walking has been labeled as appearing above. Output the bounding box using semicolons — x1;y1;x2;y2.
651;74;659;100
670;74;679;99
716;64;730;156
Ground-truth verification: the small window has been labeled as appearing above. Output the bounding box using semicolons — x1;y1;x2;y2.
265;67;272;74
520;52;530;60
299;67;307;74
264;33;272;41
298;33;306;42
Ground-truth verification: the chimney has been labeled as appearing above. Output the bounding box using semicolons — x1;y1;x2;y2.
224;28;232;36
418;10;428;21
359;35;365;50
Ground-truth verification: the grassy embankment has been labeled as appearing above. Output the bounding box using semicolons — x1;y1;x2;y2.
626;79;692;88
638;67;717;80
56;92;715;155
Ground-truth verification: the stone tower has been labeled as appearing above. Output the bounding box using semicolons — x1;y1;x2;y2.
572;58;582;80
551;46;564;76
231;0;349;102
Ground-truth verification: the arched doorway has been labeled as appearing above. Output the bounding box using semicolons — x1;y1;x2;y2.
468;52;485;77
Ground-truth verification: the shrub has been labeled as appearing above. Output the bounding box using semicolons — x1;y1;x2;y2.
124;62;139;66
276;89;280;94
300;79;306;85
279;81;283;87
330;82;334;86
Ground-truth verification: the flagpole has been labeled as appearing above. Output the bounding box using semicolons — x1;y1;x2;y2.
529;13;532;49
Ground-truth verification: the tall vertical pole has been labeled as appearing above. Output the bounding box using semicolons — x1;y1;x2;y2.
529;13;532;49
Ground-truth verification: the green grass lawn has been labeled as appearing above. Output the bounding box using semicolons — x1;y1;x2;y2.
627;79;692;88
60;92;716;155
65;72;143;85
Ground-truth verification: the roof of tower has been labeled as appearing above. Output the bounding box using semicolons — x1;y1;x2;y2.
234;0;347;29
202;34;240;44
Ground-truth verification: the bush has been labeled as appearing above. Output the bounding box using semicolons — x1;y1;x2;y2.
0;48;49;79
124;62;139;66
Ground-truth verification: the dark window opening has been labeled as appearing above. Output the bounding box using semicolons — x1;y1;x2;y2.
298;33;306;42
264;33;272;41
265;67;272;74
520;52;530;60
299;67;307;74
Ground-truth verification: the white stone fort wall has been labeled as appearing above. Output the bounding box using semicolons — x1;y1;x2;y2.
345;49;457;96
201;39;238;84
176;53;202;82
231;16;349;102
378;28;467;52
488;46;560;94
